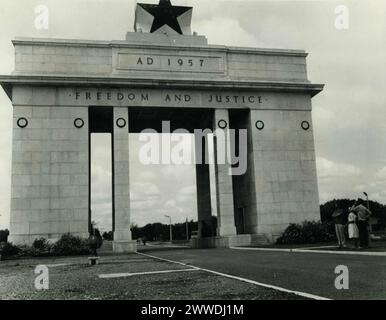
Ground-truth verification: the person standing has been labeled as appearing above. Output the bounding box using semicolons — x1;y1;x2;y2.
350;199;372;249
347;211;359;249
332;204;346;248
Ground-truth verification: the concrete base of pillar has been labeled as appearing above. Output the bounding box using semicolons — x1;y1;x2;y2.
113;240;137;253
191;237;215;249
191;234;252;249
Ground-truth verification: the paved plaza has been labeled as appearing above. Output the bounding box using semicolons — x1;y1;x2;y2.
1;246;385;300
0;249;299;300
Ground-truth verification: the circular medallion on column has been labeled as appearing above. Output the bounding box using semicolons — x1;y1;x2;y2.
17;117;28;128
218;119;227;129
74;118;84;129
301;121;310;131
255;120;265;130
116;118;127;128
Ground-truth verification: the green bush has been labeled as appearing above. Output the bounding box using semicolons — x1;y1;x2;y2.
51;233;91;256
102;231;113;241
0;242;21;258
276;221;335;245
26;238;53;257
33;238;52;250
1;234;93;260
17;245;37;257
9;238;54;258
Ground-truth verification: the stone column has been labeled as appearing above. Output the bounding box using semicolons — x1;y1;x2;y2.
194;133;213;238
112;107;136;252
9;106;90;245
213;109;237;236
248;109;320;242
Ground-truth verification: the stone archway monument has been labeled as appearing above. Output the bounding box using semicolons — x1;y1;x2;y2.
0;0;323;252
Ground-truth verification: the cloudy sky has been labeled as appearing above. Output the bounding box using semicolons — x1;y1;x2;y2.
0;0;385;231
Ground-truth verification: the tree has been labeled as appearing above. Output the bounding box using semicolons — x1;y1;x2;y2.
320;199;386;230
129;218;217;242
102;231;113;241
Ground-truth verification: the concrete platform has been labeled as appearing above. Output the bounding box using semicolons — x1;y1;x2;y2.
113;240;137;253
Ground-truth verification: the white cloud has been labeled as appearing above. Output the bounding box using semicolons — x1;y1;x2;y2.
165;199;177;208
316;156;365;203
312;106;334;124
316;157;362;179
375;167;386;180
176;185;197;203
134;182;161;197
194;17;259;47
160;164;195;180
179;185;196;195
137;170;157;181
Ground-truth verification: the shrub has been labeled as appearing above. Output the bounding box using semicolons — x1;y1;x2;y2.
276;221;335;245
1;234;93;260
33;238;51;251
24;238;53;257
0;229;9;243
51;233;91;256
0;242;20;258
17;245;36;257
102;231;113;241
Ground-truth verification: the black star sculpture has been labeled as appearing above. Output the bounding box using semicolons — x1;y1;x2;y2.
138;0;191;35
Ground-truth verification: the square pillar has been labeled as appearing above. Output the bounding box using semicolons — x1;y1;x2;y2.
248;109;320;241
9;106;89;245
194;133;213;238
112;107;136;252
213;109;237;236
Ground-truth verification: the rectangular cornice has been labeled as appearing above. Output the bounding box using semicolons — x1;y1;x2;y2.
0;75;324;98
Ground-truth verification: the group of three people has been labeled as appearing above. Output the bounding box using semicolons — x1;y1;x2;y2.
333;198;372;249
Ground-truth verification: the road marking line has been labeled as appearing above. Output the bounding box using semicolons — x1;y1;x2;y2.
45;258;153;268
230;247;293;252
145;244;189;248
137;252;331;301
98;268;198;279
296;245;337;250
230;246;386;256
294;249;386;256
100;259;151;264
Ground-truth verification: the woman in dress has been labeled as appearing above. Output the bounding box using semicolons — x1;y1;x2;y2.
347;210;360;249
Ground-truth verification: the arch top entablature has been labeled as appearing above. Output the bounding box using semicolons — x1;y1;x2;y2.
0;75;323;110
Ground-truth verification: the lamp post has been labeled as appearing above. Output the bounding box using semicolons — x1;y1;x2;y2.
363;192;369;208
165;215;172;243
186;218;189;242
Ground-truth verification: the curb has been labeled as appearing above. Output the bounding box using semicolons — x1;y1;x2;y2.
230;246;386;256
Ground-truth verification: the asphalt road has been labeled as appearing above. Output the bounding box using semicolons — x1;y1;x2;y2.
139;246;386;300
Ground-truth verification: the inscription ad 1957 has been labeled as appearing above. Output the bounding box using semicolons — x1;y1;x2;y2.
116;53;225;74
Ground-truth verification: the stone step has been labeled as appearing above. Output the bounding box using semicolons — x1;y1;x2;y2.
250;234;270;246
99;241;113;252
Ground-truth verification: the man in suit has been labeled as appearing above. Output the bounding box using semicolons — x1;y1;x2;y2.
350;199;372;248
